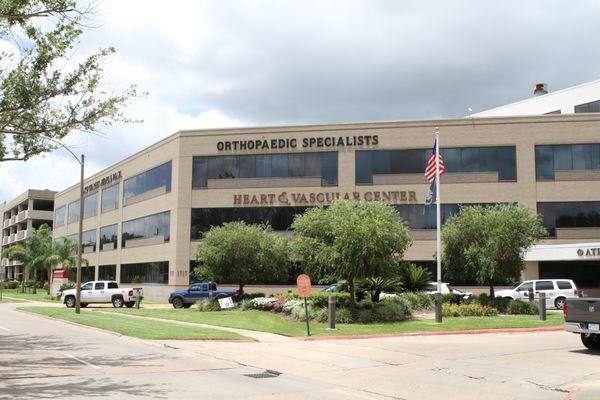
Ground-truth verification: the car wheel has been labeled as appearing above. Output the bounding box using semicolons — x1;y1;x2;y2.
112;296;124;308
581;333;600;350
554;297;566;310
65;296;76;308
172;297;184;309
125;302;135;308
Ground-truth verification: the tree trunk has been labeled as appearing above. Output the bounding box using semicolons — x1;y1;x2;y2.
373;290;381;303
47;266;52;295
238;283;244;297
348;279;356;308
489;284;495;299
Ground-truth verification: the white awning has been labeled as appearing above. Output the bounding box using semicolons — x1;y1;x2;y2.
524;242;600;262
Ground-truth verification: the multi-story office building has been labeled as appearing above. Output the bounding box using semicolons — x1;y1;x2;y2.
1;189;56;280
51;113;600;300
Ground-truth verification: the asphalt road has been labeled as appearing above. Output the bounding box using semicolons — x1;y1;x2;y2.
1;302;599;400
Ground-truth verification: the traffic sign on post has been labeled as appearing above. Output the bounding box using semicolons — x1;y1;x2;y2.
296;274;312;336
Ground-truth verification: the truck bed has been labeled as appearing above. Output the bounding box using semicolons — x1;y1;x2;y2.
565;298;600;324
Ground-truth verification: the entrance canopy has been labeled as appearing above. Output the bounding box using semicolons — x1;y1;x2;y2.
524;242;600;262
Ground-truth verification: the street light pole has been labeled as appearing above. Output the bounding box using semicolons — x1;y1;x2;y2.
75;154;84;314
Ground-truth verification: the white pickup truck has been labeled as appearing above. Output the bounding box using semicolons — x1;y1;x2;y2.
61;281;142;308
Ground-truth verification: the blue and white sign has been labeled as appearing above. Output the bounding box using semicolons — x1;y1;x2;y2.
218;297;234;309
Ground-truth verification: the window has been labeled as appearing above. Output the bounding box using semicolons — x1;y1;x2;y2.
355;146;516;184
557;281;573;290
192;152;338;188
122;211;170;247
535;281;554;291
94;282;105;290
544;110;561;115
82;229;96;252
107;281;118;289
123;161;172;205
100;224;118;251
190;207;311;239
99;265;117;281
102;184;119;213
575;100;600;113
517;282;533;292
83;192;98;219
537;202;600;236
393;203;495;229
67;200;80;224
71;268;95;285
535;144;600;180
54;206;66;228
81;282;93;290
541;261;600;288
120;261;168;284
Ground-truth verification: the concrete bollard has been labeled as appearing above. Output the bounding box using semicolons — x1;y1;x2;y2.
328;296;336;330
136;289;141;309
528;288;534;302
539;293;546;321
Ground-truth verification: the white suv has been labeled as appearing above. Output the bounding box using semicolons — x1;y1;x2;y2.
495;279;578;309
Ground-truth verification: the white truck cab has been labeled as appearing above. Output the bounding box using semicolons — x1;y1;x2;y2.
61;281;142;308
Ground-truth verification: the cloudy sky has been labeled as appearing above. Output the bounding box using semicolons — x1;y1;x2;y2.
1;0;600;202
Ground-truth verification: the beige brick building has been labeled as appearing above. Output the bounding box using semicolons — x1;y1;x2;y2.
51;114;600;300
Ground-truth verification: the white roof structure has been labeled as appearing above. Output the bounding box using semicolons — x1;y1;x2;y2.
470;79;600;117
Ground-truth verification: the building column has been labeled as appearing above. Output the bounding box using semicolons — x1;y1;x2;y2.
522;261;539;281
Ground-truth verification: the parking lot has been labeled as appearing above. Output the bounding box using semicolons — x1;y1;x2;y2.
0;301;599;399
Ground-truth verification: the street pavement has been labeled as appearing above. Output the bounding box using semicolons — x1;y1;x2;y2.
1;301;600;400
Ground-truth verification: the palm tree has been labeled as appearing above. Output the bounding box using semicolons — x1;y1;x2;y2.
2;224;55;294
48;236;88;294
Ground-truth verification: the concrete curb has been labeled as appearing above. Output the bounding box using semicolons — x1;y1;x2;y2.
295;326;564;341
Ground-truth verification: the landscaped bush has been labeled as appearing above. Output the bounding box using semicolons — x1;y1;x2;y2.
59;282;75;293
400;292;434;311
1;281;19;289
197;299;222;312
249;297;277;310
282;299;303;314
507;300;539;315
233;292;266;302
307;292;351;308
442;303;498;317
441;293;464;305
475;294;511;313
335;308;354;324
373;297;410;322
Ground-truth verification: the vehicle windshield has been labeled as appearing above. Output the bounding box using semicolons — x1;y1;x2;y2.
510;282;521;289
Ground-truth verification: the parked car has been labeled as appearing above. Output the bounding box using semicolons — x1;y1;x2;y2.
168;282;238;308
495;279;578;309
61;281;142;308
423;282;473;300
564;297;600;350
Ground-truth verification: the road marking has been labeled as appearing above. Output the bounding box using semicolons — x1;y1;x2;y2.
564;387;581;400
331;389;382;400
64;353;102;370
0;326;10;332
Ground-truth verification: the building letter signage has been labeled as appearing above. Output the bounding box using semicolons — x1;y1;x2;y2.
217;135;379;151
232;190;417;206
84;171;123;194
578;247;600;258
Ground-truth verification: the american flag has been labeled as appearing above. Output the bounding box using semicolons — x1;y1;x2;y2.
424;138;445;182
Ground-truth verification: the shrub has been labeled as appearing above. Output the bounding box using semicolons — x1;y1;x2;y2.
291;304;314;321
307;292;350;308
335;308;354;324
43;281;49;291
3;281;19;289
238;299;254;310
442;303;498;317
474;294;511;313
283;299;303;315
399;262;431;292
441;293;463;305
59;282;75;293
507;300;539;315
249;297;277;310
197;299;222;312
233;292;265;302
314;307;329;323
374;297;410;322
400;292;434;312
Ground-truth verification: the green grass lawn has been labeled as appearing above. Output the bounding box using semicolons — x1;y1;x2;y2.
105;308;564;337
0;295;20;303
19;307;249;340
0;291;59;303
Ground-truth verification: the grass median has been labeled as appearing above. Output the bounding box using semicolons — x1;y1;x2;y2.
105;308;564;337
1;291;59;303
19;307;249;340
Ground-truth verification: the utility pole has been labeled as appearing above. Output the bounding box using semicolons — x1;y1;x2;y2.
75;154;84;314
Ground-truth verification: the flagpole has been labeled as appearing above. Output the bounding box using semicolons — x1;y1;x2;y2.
435;127;442;323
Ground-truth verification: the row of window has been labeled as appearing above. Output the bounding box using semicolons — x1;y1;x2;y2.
192;153;339;188
537;202;600;236
64;211;171;251
355;147;517;184
535;144;600;180
55;161;173;227
69;262;169;284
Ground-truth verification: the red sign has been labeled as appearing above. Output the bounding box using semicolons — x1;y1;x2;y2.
53;269;68;279
296;274;312;297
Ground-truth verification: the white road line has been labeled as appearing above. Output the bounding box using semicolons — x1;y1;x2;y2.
64;353;102;370
0;326;10;332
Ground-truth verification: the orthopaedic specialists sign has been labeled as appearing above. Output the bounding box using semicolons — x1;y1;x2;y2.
233;190;417;206
217;135;379;151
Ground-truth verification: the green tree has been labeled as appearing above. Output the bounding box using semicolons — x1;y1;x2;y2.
442;204;547;297
357;276;401;303
292;200;413;307
2;224;54;293
194;221;290;296
0;0;139;162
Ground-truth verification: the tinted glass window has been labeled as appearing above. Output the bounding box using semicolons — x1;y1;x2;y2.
82;229;96;252
575;100;600;113
101;184;119;213
394;203;494;229
191;207;310;239
122;211;170;247
192;152;338;188
517;282;533;292
83;193;98;219
540;261;600;288
120;261;168;284
123;161;172;205
68;200;80;224
100;266;117;281
100;224;118;251
107;281;118;289
535;146;554;180
54;206;66;228
556;281;573;289
535;143;600;181
94;282;104;290
81;282;93;290
535;281;554;290
537;202;600;236
355;151;373;184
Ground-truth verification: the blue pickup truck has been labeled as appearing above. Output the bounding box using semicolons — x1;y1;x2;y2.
168;282;237;308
